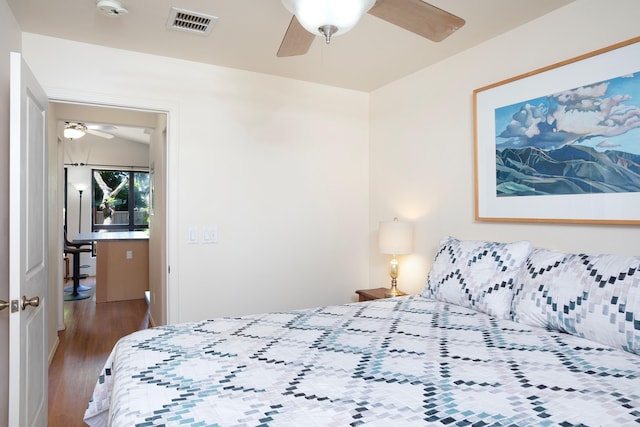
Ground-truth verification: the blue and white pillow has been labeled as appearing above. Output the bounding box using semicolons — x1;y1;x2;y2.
422;236;532;319
512;247;640;354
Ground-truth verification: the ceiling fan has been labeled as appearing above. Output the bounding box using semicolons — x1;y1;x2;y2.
277;0;465;57
64;122;115;140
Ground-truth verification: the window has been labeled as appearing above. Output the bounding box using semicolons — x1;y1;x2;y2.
92;169;150;231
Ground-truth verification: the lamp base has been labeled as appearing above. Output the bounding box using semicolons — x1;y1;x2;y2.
385;284;406;298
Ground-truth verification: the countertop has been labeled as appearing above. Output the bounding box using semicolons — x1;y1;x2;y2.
73;231;149;243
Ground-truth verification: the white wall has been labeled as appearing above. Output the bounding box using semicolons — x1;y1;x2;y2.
22;34;371;322
148;115;167;326
0;0;22;420
369;0;640;295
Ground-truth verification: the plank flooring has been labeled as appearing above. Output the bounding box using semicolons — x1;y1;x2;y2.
48;276;149;427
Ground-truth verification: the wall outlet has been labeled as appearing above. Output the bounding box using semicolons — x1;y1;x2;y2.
126;250;133;259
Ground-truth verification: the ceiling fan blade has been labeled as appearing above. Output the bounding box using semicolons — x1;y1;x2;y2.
86;128;114;139
368;0;465;42
277;16;315;57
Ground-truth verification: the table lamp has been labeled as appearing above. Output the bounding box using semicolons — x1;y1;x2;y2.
379;217;413;297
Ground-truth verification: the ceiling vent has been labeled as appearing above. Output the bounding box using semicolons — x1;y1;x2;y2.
166;7;217;36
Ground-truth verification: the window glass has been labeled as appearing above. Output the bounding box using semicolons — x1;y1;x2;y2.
134;172;150;227
92;169;149;231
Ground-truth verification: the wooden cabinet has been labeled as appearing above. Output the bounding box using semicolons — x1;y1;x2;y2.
74;231;149;303
95;239;149;303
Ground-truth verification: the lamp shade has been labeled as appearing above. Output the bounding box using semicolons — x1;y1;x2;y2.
282;0;375;38
378;218;413;255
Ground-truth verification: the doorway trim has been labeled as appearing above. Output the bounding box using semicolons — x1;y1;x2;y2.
47;88;179;325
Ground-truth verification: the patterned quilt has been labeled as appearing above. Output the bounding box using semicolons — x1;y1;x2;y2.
84;296;640;426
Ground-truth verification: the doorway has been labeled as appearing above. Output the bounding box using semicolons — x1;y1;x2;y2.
50;100;170;330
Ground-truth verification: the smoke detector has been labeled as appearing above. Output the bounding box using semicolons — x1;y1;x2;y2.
97;0;128;16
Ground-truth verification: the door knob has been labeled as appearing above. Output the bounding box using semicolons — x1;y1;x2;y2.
21;296;40;310
0;300;8;312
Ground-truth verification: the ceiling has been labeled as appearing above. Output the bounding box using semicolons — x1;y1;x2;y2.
55;101;160;146
86;124;151;144
8;0;573;92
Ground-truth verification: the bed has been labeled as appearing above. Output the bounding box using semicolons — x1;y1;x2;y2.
84;237;640;426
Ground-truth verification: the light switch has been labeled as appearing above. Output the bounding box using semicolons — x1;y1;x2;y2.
203;226;218;244
188;227;198;244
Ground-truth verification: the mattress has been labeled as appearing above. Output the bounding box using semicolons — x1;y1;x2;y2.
84;296;640;426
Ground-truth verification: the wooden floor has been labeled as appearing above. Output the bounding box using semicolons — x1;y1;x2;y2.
48;276;150;427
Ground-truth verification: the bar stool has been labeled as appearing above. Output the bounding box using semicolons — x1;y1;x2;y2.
64;245;93;301
63;226;93;301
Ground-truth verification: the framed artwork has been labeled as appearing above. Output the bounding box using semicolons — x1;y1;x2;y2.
474;36;640;224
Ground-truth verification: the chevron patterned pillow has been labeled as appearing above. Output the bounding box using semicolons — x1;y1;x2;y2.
422;236;532;319
512;247;640;354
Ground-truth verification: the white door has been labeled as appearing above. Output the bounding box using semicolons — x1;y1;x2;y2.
8;52;48;427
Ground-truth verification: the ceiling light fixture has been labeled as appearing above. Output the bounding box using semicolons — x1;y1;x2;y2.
281;0;376;44
64;123;87;140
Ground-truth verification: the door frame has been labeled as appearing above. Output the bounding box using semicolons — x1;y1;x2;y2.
47;89;179;325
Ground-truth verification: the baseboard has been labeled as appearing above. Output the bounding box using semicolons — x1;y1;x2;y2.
48;335;60;366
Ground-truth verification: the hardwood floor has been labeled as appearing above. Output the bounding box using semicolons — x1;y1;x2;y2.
48;276;150;427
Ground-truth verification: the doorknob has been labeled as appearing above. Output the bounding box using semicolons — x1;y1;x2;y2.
0;300;8;312
21;296;40;310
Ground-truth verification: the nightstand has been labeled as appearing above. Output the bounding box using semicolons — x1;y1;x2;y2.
355;287;405;302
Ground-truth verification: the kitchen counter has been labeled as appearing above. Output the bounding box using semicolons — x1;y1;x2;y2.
74;231;149;303
73;231;149;242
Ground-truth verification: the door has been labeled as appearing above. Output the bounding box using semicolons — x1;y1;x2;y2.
8;52;49;427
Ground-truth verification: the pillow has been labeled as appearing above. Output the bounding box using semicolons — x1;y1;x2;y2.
512;247;640;354
421;236;532;319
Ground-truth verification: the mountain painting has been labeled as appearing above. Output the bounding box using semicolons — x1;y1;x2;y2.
494;72;640;197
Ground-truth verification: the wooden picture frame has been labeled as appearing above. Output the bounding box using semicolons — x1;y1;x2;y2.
474;37;640;224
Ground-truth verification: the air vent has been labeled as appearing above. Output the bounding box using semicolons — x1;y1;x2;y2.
166;7;217;36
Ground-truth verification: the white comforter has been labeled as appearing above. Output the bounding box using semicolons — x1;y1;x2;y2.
85;296;640;426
